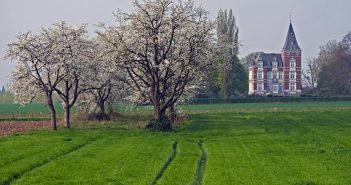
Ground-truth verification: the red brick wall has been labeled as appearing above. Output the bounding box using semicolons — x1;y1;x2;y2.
281;51;302;91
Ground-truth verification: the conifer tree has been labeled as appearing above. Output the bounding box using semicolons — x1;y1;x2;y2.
216;9;240;98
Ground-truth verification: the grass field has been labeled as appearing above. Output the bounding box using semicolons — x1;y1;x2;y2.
1;102;351;184
2;101;351;114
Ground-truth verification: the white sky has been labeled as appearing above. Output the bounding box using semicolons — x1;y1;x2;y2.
1;0;351;87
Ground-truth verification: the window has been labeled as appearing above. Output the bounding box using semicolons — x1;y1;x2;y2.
273;71;277;79
289;71;296;80
258;83;264;91
258;61;263;68
278;72;283;79
273;85;278;93
257;71;263;80
290;58;296;68
289;83;296;91
272;61;277;68
267;72;271;80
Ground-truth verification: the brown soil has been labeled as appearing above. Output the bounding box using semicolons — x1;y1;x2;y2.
0;121;60;137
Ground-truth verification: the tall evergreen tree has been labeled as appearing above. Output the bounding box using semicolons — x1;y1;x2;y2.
216;9;239;98
0;86;4;95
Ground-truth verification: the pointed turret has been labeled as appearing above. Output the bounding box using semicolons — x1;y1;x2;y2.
282;23;301;51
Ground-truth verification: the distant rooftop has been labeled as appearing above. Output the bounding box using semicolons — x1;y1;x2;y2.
254;53;283;67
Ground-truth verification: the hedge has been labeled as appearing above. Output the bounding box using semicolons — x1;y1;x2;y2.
190;96;351;104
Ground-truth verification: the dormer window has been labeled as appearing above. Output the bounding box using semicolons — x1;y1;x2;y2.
258;61;263;68
290;58;296;68
272;61;277;68
273;71;277;79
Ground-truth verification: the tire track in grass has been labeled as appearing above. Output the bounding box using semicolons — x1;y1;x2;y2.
0;149;48;169
150;141;178;185
0;143;63;169
192;140;207;185
0;137;101;185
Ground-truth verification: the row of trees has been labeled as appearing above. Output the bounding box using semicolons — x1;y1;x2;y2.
303;32;351;96
6;0;244;131
5;22;114;129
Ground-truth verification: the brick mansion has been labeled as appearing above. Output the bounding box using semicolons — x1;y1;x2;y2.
248;22;302;96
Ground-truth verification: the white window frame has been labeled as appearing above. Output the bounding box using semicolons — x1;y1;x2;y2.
257;71;263;80
267;71;271;80
278;72;283;79
273;71;277;79
289;83;296;91
258;83;264;91
289;71;296;80
273;84;278;93
272;61;277;68
290;58;296;68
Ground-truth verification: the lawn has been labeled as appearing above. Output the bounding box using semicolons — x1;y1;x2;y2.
1;102;351;184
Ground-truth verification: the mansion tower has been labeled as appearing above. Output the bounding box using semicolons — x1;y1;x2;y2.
248;22;302;96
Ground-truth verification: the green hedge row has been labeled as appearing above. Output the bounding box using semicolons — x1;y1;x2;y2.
190;96;351;104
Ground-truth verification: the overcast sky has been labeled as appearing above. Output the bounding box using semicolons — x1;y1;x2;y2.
1;0;351;87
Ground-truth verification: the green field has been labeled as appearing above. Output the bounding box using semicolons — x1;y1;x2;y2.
2;101;351;114
1;102;351;184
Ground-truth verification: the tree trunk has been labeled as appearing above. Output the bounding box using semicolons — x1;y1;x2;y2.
169;104;176;125
153;103;166;120
47;91;57;130
64;81;71;129
64;102;70;129
154;104;161;121
97;97;105;115
221;69;230;98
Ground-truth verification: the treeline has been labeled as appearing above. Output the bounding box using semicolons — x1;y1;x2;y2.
303;32;351;96
0;86;14;104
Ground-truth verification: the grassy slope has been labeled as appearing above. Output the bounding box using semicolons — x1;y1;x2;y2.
0;102;351;184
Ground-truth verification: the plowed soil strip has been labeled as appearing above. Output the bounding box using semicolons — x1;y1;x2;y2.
0;122;61;137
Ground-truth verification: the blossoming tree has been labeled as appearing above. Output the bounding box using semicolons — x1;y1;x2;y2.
98;0;214;131
6;22;91;129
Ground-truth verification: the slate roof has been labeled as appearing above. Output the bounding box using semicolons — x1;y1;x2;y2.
282;23;301;51
255;53;283;67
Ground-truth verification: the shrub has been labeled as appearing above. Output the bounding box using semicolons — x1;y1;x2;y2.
145;117;172;132
87;113;111;121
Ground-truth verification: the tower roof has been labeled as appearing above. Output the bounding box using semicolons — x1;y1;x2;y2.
282;23;301;51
